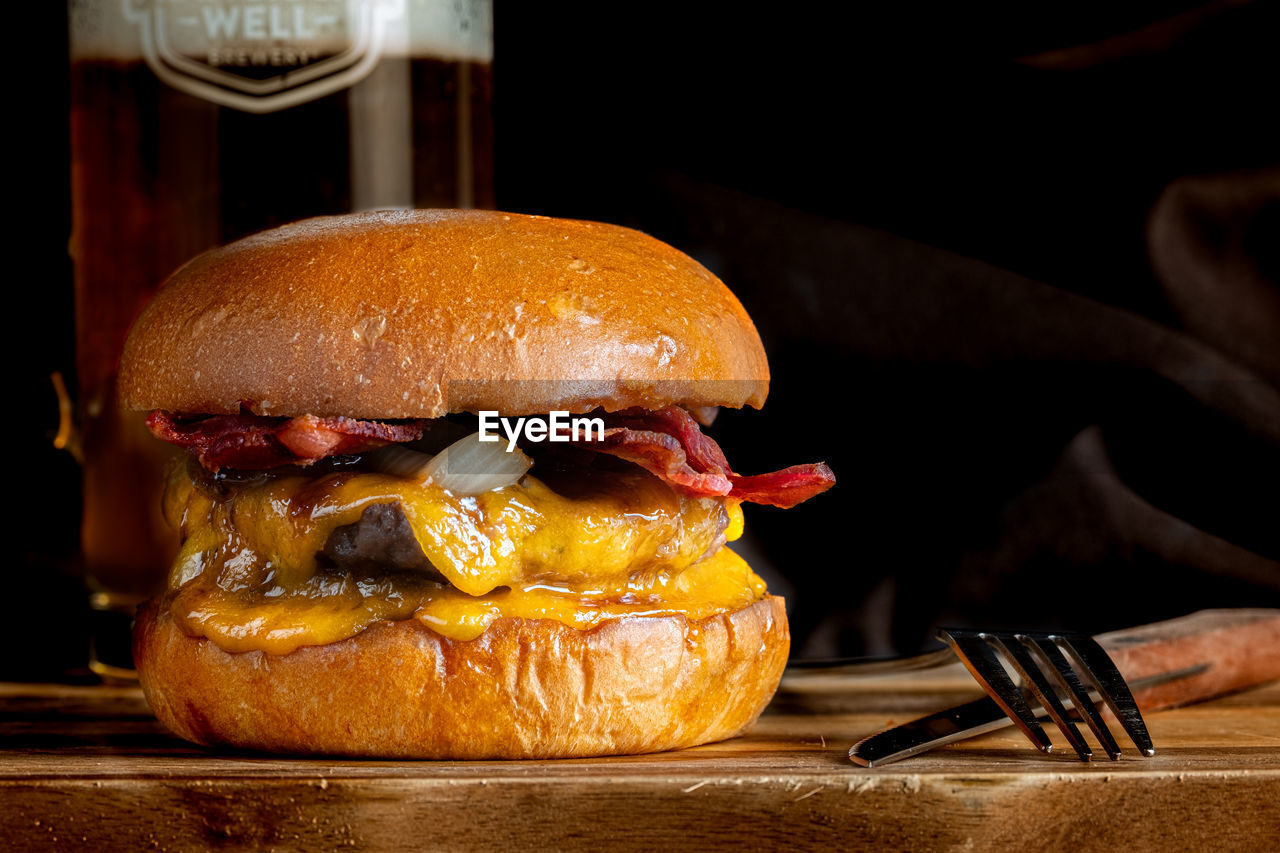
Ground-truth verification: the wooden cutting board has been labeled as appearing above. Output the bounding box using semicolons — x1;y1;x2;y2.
1;666;1277;851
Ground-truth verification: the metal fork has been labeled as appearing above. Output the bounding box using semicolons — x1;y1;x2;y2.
937;628;1155;761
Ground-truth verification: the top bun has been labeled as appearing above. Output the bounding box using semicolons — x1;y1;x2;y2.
118;210;769;418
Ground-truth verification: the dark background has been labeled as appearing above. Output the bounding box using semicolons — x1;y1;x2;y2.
14;1;1280;677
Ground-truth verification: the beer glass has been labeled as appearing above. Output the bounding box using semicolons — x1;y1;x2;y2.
68;0;494;678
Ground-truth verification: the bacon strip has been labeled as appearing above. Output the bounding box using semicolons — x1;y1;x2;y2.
147;411;427;471
592;428;734;497
148;405;834;507
726;467;838;509
581;406;835;508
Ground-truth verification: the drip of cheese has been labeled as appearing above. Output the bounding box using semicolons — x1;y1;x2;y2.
162;462;761;654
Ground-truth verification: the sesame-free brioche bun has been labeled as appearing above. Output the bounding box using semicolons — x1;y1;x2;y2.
124;210;792;760
118;209;769;418
134;594;789;759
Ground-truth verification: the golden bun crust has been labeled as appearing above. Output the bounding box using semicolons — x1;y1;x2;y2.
118;210;769;418
133;595;789;758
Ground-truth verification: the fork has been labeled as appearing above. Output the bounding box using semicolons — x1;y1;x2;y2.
938;628;1153;761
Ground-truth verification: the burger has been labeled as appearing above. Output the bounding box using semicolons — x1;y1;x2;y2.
120;209;834;758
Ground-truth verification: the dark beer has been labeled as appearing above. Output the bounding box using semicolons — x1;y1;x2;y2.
69;0;493;675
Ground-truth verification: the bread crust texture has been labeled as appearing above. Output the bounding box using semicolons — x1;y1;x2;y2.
119;210;769;418
134;595;789;759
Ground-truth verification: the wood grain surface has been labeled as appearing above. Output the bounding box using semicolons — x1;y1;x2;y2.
1;667;1277;852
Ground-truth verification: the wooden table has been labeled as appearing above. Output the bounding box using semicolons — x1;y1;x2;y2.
2;666;1277;851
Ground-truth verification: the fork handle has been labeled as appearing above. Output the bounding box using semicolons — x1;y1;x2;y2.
1096;608;1280;712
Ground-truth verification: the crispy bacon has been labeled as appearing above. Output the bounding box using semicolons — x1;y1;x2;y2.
147;410;427;471
590;429;734;497
725;467;838;508
581;406;835;508
148;405;833;507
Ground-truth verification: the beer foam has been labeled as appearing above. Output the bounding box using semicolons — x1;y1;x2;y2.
69;0;493;63
400;0;493;61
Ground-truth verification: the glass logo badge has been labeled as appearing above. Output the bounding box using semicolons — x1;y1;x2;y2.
122;0;407;113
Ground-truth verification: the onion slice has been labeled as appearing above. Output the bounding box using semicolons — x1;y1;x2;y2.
421;432;533;495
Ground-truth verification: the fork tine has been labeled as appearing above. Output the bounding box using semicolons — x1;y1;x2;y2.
999;636;1092;761
937;630;1053;754
1034;638;1123;760
1056;635;1156;757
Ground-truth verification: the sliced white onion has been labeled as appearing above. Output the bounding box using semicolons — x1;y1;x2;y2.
365;444;436;480
420;431;532;496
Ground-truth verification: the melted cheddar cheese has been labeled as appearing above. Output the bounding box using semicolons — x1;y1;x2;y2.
162;460;761;654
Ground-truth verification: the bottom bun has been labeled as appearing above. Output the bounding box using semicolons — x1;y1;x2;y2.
133;595;789;758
